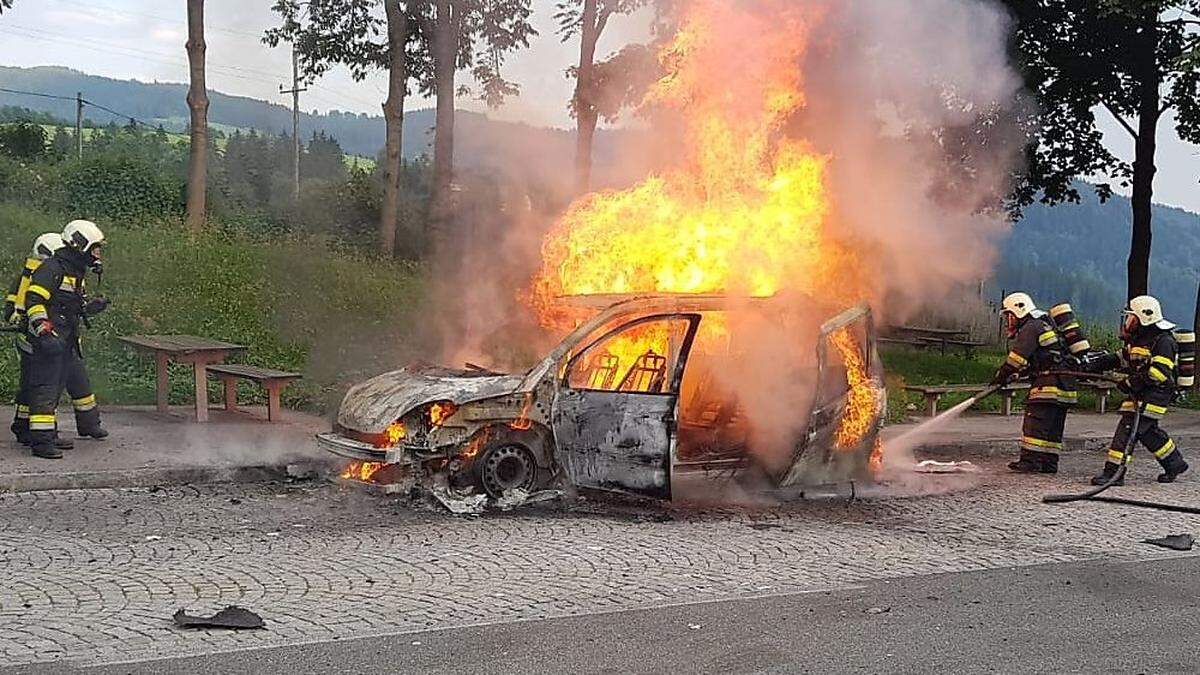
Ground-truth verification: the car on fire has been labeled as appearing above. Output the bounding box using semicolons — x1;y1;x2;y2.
318;294;885;501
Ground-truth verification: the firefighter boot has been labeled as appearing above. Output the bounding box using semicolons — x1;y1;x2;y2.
1157;453;1189;484
1091;462;1125;486
31;441;62;460
1008;450;1057;474
53;435;74;450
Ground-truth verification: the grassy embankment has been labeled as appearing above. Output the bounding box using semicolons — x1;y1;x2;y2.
0;201;425;413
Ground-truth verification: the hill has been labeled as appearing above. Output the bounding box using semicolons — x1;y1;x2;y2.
995;187;1200;324
0;65;637;186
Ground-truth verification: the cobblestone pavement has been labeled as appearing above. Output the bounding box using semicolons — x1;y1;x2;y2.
2;454;1198;668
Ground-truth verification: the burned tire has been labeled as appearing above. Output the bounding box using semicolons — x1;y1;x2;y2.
474;441;538;499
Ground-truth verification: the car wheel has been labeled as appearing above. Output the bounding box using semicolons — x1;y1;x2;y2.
476;442;538;499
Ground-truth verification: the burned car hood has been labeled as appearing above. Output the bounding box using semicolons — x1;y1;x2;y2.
337;364;526;432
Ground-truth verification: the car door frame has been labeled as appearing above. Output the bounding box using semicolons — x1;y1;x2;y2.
550;313;702;499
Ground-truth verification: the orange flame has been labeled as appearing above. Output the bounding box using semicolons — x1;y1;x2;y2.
830;329;878;449
510;394;534;430
429;402;457;427
532;1;866;327
340;461;387;482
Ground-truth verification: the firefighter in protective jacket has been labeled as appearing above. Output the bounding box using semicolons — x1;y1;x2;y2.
5;233;67;445
1088;295;1188;485
24;220;110;459
991;292;1077;473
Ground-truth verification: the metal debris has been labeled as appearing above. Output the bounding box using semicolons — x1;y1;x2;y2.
495;488;564;511
173;606;265;630
1142;534;1194;551
914;460;979;474
431;486;488;515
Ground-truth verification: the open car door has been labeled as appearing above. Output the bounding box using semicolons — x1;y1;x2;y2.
777;304;878;488
551;314;700;499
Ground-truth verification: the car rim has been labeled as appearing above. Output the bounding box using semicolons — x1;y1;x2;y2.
481;444;535;496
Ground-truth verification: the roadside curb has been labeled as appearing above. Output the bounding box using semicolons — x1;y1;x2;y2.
0;461;336;493
918;434;1200;457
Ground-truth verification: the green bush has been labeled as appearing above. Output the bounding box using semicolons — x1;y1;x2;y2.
0;202;426;413
0;122;48;159
56;155;184;223
0;155;49;203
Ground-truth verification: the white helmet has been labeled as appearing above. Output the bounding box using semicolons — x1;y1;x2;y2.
62;219;105;254
1125;295;1175;331
1001;292;1039;320
32;233;65;260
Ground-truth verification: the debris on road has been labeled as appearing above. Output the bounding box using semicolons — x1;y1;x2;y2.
173;606;265;630
1142;534;1194;551
914;460;979;474
431;486;488;515
495;488;563;511
864;606;891;615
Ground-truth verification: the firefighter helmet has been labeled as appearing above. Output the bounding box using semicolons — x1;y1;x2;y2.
1125;295;1175;331
32;233;64;260
62;219;105;254
1001;292;1040;320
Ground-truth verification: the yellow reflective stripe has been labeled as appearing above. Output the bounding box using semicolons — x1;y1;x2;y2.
1151;355;1175;368
1148;367;1168;383
1107;448;1129;463
1006;351;1028;367
26;305;47;321
1038;330;1058;346
1022;436;1063;450
3;293;16;303
28;414;56;430
1129;346;1151;358
72;394;97;411
59;276;77;291
1146;403;1168;416
26;284;51;300
1153;438;1177;459
23;258;40;271
1063;322;1080;330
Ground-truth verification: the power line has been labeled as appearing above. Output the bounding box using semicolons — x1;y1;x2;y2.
0;86;77;102
47;0;267;40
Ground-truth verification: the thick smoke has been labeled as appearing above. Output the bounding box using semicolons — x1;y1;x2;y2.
801;0;1027;321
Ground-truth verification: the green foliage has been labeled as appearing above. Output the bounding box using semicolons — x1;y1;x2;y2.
0;202;425;411
0;155;47;202
56;154;185;222
1002;0;1200;212
0;122;48;159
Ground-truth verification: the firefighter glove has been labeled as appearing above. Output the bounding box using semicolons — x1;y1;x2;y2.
989;370;1012;387
1117;376;1133;396
83;296;110;316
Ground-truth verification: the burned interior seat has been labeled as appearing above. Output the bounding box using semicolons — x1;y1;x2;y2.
618;350;668;393
585;353;620;390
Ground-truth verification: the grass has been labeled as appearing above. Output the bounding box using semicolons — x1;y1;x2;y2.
0;201;426;413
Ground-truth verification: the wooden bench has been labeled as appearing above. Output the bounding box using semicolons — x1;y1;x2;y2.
119;335;246;422
904;380;1118;417
206;364;302;422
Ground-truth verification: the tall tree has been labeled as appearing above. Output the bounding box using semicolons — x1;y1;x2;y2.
420;0;536;254
555;0;648;194
185;0;210;233
267;0;419;257
1003;0;1200;300
0;1;12;14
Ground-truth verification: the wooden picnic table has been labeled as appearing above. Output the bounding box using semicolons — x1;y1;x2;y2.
119;335;247;422
888;325;970;338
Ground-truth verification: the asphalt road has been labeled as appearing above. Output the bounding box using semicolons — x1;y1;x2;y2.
57;554;1200;675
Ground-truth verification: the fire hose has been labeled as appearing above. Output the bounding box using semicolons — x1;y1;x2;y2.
1035;371;1200;515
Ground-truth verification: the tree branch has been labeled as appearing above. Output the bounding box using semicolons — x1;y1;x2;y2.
1102;101;1138;140
596;6;613;36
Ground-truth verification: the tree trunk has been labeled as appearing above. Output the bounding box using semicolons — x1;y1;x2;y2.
429;0;460;256
380;1;409;257
573;0;601;195
1127;8;1159;301
185;0;209;233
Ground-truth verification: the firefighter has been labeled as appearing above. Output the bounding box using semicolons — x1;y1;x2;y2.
24;220;109;459
1089;295;1188;485
990;292;1077;473
5;233;67;446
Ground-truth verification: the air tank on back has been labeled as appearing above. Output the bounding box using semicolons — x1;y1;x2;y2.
1049;303;1091;356
1176;330;1196;390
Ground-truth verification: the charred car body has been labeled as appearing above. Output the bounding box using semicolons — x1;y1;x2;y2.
318;294;885;501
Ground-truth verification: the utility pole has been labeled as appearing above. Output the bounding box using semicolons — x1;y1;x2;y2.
279;46;307;202
75;91;83;159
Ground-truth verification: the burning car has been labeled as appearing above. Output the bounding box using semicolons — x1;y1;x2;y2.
318;293;885;501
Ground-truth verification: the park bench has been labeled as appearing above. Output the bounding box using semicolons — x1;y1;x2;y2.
206;364;302;423
903;380;1117;418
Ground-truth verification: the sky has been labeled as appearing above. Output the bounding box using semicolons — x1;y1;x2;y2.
0;0;1196;213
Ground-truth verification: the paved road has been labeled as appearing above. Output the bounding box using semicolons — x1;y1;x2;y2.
64;556;1200;674
1;452;1198;671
